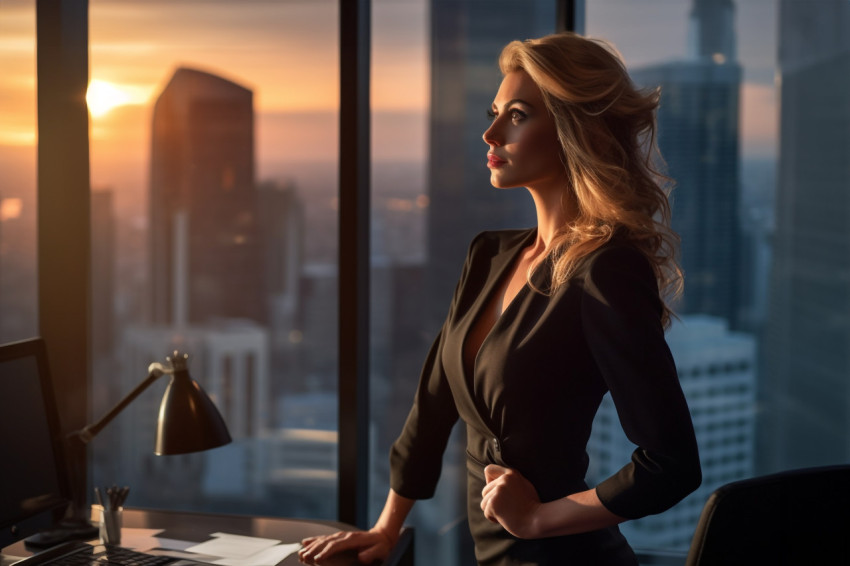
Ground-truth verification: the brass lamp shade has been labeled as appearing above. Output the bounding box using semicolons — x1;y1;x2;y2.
155;365;232;455
73;350;232;455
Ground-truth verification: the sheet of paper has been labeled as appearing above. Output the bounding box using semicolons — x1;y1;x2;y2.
152;538;202;552
184;533;281;558
212;543;301;566
145;549;222;564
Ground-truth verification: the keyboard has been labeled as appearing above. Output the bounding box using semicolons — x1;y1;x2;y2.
16;541;202;566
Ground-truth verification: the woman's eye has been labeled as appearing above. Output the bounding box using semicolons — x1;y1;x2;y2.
487;108;526;123
510;109;527;123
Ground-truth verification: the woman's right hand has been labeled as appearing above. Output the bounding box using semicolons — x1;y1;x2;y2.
298;528;396;565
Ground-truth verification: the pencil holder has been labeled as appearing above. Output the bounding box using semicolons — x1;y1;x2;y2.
94;504;123;545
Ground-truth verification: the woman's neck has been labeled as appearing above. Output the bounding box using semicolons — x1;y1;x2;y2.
527;183;575;250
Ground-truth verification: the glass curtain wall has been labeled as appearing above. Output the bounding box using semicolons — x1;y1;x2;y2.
88;0;340;519
584;0;765;551
0;1;37;345
369;2;559;565
585;0;850;557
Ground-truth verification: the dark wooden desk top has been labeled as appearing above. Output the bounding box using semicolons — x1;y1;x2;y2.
2;508;362;566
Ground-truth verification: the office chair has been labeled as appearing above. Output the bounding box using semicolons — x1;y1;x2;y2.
381;526;414;566
685;464;850;565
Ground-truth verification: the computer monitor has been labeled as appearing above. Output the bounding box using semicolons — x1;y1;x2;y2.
0;337;72;549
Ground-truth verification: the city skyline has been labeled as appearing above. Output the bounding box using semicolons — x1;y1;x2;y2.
1;1;776;193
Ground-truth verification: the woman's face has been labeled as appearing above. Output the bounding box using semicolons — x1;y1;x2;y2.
483;70;567;192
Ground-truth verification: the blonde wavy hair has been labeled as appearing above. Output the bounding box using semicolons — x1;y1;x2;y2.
499;32;682;327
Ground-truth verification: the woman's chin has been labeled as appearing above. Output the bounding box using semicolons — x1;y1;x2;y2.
490;179;520;190
489;173;512;189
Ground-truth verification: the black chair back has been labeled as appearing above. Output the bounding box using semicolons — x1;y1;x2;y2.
686;465;850;565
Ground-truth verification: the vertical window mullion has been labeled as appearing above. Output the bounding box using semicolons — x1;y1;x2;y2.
338;0;371;528
557;0;585;33
36;0;92;510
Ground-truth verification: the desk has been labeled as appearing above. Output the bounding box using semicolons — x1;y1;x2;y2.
1;508;364;566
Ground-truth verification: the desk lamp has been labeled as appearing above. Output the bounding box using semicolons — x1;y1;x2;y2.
27;351;232;546
76;351;232;455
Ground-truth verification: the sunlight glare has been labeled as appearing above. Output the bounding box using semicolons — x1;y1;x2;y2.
0;198;23;221
87;79;132;117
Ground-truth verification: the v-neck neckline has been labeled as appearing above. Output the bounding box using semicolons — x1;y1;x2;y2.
462;228;539;380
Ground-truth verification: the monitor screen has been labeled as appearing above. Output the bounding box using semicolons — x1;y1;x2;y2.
0;338;71;548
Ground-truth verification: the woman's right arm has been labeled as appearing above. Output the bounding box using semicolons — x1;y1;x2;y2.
298;489;415;564
300;236;486;564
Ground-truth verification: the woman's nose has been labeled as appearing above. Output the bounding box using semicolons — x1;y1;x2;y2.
482;120;501;147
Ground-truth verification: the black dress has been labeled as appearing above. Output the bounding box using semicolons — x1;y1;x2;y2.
390;228;701;565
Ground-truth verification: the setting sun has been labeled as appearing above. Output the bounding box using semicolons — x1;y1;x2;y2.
0;198;23;221
86;79;132;117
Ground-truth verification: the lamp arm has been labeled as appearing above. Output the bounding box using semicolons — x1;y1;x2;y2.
71;363;170;444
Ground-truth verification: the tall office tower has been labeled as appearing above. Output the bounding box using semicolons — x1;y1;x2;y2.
426;0;556;326
91;189;115;359
587;315;756;550
758;1;850;473
149;67;266;326
0;194;37;343
257;181;303;320
631;0;743;328
90;189;119;475
256;180;305;388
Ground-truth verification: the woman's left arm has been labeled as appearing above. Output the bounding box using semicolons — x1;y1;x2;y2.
480;465;625;539
582;246;701;519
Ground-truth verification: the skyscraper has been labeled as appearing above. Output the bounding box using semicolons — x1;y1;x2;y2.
91;189;115;359
759;0;850;473
632;0;743;328
426;1;556;326
149;67;266;326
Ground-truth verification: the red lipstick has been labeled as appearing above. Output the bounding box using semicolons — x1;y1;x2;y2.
487;153;506;168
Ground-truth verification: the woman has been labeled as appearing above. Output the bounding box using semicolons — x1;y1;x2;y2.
299;32;701;565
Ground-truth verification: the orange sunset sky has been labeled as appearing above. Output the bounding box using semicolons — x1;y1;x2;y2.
1;1;429;209
1;0;777;217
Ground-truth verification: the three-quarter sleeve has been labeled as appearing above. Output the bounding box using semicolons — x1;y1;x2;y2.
388;235;484;500
581;246;701;519
389;327;460;499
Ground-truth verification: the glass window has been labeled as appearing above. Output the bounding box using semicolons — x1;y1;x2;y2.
369;2;558;564
585;0;850;558
88;0;340;519
33;0;849;563
585;0;771;554
0;1;37;344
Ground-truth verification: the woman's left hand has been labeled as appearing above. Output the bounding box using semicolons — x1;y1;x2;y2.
480;464;543;539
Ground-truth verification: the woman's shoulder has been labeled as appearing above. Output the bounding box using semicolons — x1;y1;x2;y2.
579;239;655;285
589;239;649;264
573;241;663;318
